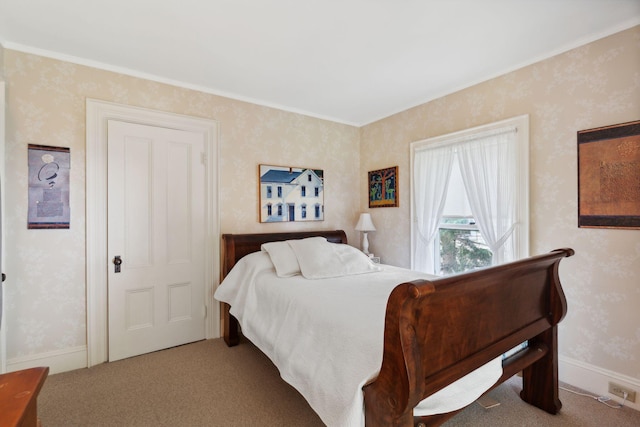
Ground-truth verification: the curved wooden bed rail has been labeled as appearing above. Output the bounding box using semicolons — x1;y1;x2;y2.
362;248;574;427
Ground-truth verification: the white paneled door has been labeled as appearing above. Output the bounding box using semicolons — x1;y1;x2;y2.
107;120;206;362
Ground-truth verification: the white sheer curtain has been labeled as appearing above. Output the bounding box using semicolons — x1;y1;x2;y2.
413;144;454;273
457;128;518;264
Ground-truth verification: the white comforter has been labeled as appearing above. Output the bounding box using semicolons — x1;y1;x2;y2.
214;247;501;427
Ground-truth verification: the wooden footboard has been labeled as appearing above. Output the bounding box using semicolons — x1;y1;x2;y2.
362;248;574;427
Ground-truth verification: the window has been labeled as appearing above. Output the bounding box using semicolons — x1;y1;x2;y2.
277;204;283;216
308;174;312;182
301;185;306;197
267;203;272;216
301;204;307;218
314;204;321;218
266;186;272;198
315;187;319;197
277;186;282;198
435;155;492;274
410;115;529;275
438;218;491;274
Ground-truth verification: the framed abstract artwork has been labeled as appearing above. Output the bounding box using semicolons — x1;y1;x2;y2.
578;120;640;229
368;166;398;208
258;164;324;223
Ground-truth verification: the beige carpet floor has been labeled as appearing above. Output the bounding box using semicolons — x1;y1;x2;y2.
38;338;640;426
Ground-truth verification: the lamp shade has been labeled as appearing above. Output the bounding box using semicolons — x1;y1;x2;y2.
355;213;376;232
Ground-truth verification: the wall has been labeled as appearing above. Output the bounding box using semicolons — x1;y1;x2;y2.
360;26;640;404
2;50;361;371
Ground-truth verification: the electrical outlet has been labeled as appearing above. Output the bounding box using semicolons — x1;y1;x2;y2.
608;382;636;402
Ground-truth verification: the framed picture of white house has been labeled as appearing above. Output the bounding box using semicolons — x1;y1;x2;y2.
259;164;324;223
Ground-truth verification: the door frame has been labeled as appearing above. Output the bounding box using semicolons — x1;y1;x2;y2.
86;99;219;367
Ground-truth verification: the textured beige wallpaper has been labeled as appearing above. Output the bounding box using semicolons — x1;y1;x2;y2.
360;26;640;380
2;50;360;361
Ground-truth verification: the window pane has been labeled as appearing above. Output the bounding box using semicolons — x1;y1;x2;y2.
438;222;492;275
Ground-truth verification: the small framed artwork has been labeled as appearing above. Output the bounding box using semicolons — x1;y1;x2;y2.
578;120;640;229
369;166;398;208
28;144;71;229
258;164;324;223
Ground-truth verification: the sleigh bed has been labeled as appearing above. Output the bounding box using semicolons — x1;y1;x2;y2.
215;229;573;427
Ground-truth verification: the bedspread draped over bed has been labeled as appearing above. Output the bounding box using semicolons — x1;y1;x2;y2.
214;238;502;427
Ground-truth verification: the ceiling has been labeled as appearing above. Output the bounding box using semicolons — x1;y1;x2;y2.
1;1;639;126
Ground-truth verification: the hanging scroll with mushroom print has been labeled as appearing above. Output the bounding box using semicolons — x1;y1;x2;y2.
28;144;71;229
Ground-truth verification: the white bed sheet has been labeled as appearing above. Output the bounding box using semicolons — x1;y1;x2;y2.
214;251;502;427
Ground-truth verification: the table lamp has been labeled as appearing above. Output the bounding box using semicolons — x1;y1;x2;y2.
355;213;376;255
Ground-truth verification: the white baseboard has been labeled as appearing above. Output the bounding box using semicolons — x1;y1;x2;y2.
7;345;87;375
560;355;640;412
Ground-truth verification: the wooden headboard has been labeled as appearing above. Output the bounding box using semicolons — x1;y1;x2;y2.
221;229;348;278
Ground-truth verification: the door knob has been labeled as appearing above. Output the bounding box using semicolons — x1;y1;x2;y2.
113;256;122;273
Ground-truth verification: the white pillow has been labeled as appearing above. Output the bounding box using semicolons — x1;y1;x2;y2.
287;237;380;279
261;241;301;277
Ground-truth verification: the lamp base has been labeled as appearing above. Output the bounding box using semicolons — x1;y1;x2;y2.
361;232;370;255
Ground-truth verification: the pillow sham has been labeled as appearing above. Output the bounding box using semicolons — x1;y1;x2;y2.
287;237;380;279
261;241;301;277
